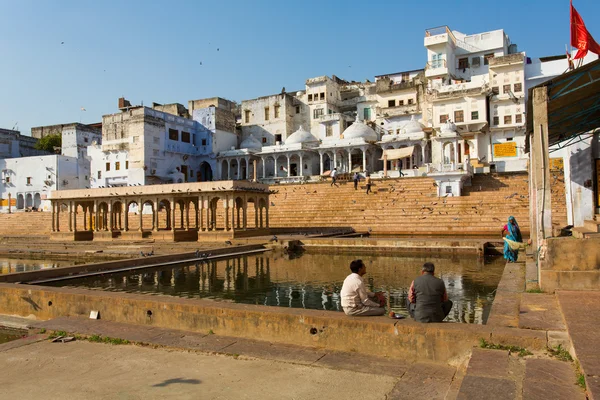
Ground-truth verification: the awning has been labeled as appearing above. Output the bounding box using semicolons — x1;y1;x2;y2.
380;146;415;160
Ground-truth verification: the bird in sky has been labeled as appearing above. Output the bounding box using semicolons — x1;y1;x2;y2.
61;42;64;45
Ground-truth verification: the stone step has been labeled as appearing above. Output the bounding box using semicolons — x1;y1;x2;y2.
583;219;600;233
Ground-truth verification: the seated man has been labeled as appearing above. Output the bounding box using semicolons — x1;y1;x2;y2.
340;259;386;316
407;262;453;323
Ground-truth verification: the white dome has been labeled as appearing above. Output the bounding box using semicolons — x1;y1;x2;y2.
240;134;262;150
285;126;319;145
403;116;424;135
441;120;457;135
342;119;378;141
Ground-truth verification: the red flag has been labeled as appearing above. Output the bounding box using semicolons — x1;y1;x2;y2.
571;1;600;59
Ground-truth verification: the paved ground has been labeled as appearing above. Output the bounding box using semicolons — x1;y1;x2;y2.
0;316;460;400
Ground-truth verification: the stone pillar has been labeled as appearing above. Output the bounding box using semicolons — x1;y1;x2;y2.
530;86;553;256
333;152;337;171
107;203;113;231
265;204;269;228
453;140;459;169
68;202;73;232
73;202;78;232
253;159;258;182
227;160;231;180
383;154;388;178
254;203;259;228
185;201;190;230
224;198;230;231
299;153;303;177
170;200;176;231
319;152;324;175
51;201;56;232
138;199;143;232
199;197;204;231
287;155;291;178
231;202;236;232
206;200;212;231
237;158;241;180
262;157;266;179
94;201;99;232
243;204;247;229
194;200;199;229
274;157;278;178
7;193;11;214
83;207;87;231
347;150;352;173
422;141;427;165
362;148;367;172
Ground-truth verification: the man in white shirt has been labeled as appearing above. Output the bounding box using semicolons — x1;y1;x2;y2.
330;168;338;187
340;259;386;316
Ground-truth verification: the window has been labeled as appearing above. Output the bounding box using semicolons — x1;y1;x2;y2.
295;106;300;114
401;72;410;82
26;177;31;185
513;83;522;93
262;137;267;144
492;87;499;95
515;114;523;124
408;99;414;105
493;116;500;125
308;94;313;102
125;161;129;169
106;162;110;171
153;149;159;156
244;110;251;123
440;114;449;123
84;137;89;143
4;176;10;183
320;92;325;100
313;108;324;119
431;53;444;68
388;100;396;107
472;57;481;67
275;134;282;143
471;111;479;120
115;162;120;171
454;110;464;123
274;105;280;118
168;128;178;141
398;100;404;106
504;115;512;124
326;124;333;137
363;107;371;120
458;57;469;69
181;131;191;143
484;53;494;65
264;107;270;121
503;84;511;94
97;171;101;179
506;137;513;141
201;139;207;146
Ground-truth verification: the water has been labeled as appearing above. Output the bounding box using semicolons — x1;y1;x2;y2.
0;328;26;344
0;258;73;274
45;251;505;324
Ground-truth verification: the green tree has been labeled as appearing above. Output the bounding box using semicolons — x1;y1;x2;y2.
34;133;62;153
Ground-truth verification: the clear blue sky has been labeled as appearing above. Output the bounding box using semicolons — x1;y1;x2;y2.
1;0;598;135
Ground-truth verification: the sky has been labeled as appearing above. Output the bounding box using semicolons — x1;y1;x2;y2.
1;0;599;136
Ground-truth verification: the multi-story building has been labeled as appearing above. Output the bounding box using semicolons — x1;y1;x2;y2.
0;128;47;159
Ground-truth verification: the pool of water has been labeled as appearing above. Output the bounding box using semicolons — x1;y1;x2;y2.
45;251;505;324
0;258;74;275
0;328;26;344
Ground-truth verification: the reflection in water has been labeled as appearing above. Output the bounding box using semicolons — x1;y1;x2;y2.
47;252;505;324
0;258;68;274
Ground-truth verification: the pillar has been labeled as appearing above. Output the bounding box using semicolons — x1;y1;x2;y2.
287;155;291;178
194;200;199;229
265;204;269;228
237;158;241;180
7;193;11;214
199;197;204;231
254;203;259;229
94;201;99;232
333;152;337;171
185;201;190;230
227;160;231;180
530;86;553;255
348;150;352;173
383;154;388;178
362;148;367;172
51;201;56;232
453;140;459;168
274;157;278;178
170;200;176;231
319;152;324;175
253;159;258;182
422;141;427;165
299;153;303;177
242;203;247;229
108;203;113;231
138;199;143;232
153;199;159;231
262;157;266;179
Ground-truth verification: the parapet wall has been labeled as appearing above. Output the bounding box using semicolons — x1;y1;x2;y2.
539;237;600;292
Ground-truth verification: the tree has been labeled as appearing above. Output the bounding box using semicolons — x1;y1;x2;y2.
34;133;62;153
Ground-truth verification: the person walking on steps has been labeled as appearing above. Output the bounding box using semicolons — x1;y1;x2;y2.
353;172;360;190
331;168;338;187
365;173;372;194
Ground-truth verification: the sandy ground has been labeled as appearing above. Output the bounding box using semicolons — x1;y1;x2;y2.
0;340;397;400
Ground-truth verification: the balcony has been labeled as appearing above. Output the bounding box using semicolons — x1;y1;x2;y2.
430;81;489;100
425;59;448;78
424;26;456;47
380;104;419;118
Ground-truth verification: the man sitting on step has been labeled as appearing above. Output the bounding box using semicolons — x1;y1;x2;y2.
340;259;386;316
406;262;453;323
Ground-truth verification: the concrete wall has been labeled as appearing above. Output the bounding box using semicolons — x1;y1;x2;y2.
0;129;47;158
539;237;600;292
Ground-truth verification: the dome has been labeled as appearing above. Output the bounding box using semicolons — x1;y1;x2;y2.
441;120;457;135
285;126;319;145
403;116;424;135
342;119;378;141
240;134;262;150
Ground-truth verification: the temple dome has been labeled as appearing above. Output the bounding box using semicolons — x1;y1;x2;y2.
403;116;424;135
285;126;319;144
240;134;262;150
342;119;377;141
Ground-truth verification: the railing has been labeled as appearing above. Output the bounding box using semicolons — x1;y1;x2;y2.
426;59;447;70
425;26;456;43
426;160;473;175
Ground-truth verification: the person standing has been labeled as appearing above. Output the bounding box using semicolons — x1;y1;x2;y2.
353;172;360;190
330;168;338;187
365;173;372;194
340;260;386;316
502;216;523;263
406;262;452;323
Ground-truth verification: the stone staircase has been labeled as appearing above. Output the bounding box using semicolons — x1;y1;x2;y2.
269;173;535;236
0;212;52;237
572;214;600;238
